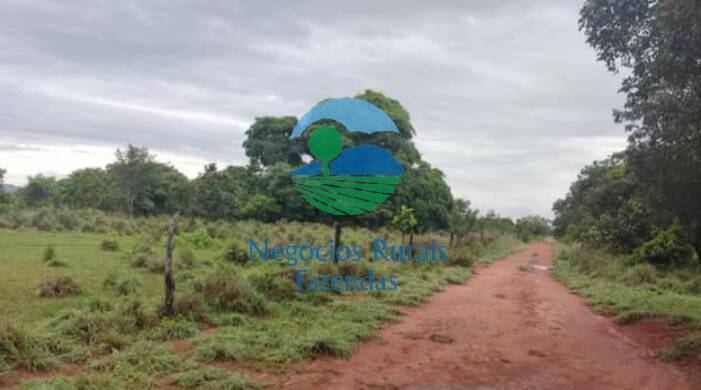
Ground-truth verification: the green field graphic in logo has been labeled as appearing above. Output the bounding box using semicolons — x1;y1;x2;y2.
289;98;404;216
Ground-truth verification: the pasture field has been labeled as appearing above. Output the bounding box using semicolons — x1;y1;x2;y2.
0;213;524;388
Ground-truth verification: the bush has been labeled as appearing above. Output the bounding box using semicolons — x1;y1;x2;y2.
171;292;209;322
129;243;155;268
445;247;475;267
633;223;696;268
178;228;218;249
37;276;82;298
622;263;657;284
100;239;119;252
0;324;57;372
116;278;142;296
222;242;248;264
197;267;267;315
177;247;196;269
170;367;259;390
155;319;199;341
42;245;57;262
248;268;298;301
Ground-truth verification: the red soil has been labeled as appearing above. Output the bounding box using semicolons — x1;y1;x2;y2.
277;242;694;389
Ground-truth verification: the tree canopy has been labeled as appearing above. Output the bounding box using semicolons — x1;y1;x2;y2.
579;0;701;256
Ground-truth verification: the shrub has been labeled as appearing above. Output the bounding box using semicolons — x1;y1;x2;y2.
171;292;209;322
87;298;113;313
42;245;57;262
177;247;197;269
100;239;119;252
95;341;180;376
131;252;153;268
115;278;142;296
222;242;248;264
120;300;157;330
171;367;259;390
102;273;118;290
155;319;199;341
178;228;218;249
0;324;57;372
445;247;475;267
198;267;267;315
658;331;701;361
191;337;252;363
37;276;81;298
622;263;657;285
248;268;298;301
633;223;696;268
147;258;165;273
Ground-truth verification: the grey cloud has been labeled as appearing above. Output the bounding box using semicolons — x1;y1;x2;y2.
0;0;626;217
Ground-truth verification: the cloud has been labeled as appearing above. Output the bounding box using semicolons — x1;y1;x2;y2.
0;0;626;217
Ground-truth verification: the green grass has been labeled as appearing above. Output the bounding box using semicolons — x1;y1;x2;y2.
0;218;524;387
555;242;701;361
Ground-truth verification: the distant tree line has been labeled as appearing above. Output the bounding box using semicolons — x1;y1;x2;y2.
554;0;701;265
0;90;549;238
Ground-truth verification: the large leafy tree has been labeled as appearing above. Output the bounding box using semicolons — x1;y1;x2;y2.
243;116;303;168
191;164;257;220
135;163;190;216
580;0;701;255
20;174;58;207
552;154;653;253
58;168;108;209
106;145;157;217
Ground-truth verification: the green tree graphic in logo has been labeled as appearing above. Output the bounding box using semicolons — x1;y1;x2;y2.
289;98;404;216
308;126;343;177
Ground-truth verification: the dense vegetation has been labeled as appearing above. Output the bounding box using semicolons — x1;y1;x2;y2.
553;0;701;364
555;0;701;266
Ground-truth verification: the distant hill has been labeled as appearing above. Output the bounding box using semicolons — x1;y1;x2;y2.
2;184;18;193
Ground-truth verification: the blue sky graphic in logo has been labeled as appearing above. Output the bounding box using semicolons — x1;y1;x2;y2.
289;98;404;215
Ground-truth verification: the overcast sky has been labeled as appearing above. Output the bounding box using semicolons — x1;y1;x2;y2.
0;0;626;218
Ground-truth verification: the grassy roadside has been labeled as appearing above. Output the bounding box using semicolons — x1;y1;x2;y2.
0;226;525;389
554;242;701;361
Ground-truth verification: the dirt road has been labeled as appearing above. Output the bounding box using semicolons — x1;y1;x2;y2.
280;242;691;389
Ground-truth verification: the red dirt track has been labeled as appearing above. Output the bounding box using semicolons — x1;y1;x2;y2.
280;242;692;389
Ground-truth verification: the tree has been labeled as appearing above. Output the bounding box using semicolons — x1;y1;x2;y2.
515;216;551;242
191;164;257;220
552;154;653;253
580;0;701;256
58;168;108;209
0;168;8;204
21;174;58;207
259;162;320;222
243;116;303;168
448;199;478;247
391;205;418;247
107;145;157;218
135;163;190;216
241;194;281;222
386;162;454;232
353;90;421;165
